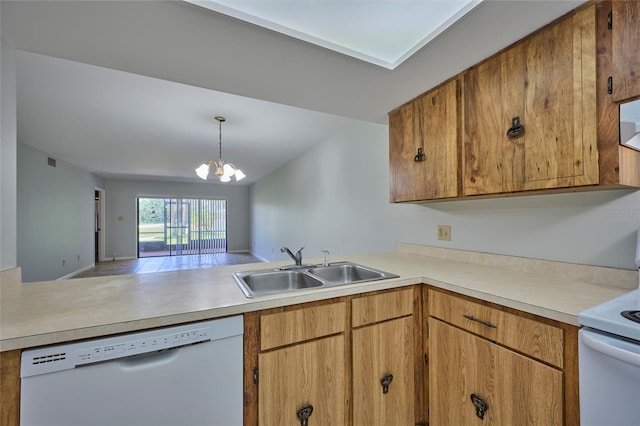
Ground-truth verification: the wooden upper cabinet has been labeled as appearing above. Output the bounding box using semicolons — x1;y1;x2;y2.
612;0;640;102
389;79;459;202
463;5;598;196
463;45;525;195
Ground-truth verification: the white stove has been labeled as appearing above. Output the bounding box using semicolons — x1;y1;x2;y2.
576;229;640;426
578;288;640;342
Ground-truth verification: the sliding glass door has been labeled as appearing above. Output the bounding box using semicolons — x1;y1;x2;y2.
137;197;227;258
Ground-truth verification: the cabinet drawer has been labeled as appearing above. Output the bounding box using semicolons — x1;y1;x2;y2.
428;290;563;367
260;302;346;351
352;288;414;327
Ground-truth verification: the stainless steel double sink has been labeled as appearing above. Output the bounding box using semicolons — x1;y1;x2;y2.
233;262;399;298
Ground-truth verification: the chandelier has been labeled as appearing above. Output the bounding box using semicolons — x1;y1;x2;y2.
195;116;245;182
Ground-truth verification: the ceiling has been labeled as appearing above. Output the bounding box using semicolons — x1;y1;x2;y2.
185;0;482;69
2;0;587;185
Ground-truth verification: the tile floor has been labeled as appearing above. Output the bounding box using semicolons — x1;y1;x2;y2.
73;252;265;278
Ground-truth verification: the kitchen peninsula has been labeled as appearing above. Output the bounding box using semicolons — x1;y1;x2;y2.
2;244;636;425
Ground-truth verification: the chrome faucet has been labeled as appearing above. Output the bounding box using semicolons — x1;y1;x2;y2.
322;249;330;266
281;245;304;266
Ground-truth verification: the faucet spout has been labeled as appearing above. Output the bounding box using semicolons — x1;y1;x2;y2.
281;245;304;266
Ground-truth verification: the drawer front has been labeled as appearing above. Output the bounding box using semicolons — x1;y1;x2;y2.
260;302;346;351
352;288;414;327
428;290;563;367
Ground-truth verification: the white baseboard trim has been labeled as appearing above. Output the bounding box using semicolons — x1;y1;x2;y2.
249;251;270;262
101;256;136;262
58;263;95;280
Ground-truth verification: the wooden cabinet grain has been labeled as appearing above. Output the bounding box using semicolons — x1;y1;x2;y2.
254;302;348;426
596;1;640;188
245;288;420;426
352;289;415;426
259;335;346;425
0;350;21;426
427;289;579;426
429;318;563;425
389;79;459;202
611;0;640;102
388;2;640;201
463;5;598;195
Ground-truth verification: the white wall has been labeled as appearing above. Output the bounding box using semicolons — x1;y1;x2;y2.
17;143;105;282
104;179;250;259
251;121;640;270
1;39;18;271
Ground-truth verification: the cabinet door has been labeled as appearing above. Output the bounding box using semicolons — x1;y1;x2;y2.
429;318;563;426
389;79;458;202
353;316;414;426
464;6;598;195
612;0;640;102
522;6;598;190
258;335;346;426
463;45;525;195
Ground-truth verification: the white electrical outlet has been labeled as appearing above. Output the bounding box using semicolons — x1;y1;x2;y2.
437;225;451;241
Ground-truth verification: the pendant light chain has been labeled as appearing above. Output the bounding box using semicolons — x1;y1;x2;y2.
217;116;224;163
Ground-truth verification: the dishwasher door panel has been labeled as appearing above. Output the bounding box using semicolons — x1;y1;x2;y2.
21;334;243;426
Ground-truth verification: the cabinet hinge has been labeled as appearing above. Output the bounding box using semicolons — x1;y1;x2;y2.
607;10;612;30
253;367;259;385
608;76;613;95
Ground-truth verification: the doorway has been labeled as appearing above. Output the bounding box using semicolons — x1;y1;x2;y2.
94;188;106;263
137;197;228;258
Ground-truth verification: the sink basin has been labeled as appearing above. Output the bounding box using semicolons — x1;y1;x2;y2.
306;263;391;284
233;261;399;298
233;269;324;298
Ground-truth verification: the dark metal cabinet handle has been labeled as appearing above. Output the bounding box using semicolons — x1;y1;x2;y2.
463;314;497;329
506;116;524;139
381;373;394;394
297;404;314;426
414;147;425;162
470;393;488;419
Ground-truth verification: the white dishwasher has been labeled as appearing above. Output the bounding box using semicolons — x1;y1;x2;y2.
20;315;243;426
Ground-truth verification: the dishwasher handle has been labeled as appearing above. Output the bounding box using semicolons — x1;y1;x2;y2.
580;330;640;367
118;347;182;371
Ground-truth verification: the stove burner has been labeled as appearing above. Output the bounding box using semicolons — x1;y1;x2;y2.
621;310;640;324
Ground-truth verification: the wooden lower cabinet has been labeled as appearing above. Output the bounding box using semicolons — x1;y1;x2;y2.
247;286;579;426
429;318;563;425
352;316;414;426
258;334;346;426
0;350;21;426
245;288;419;426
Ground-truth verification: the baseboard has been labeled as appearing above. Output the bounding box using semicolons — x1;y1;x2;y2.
58;263;95;280
249;251;270;262
101;256;136;262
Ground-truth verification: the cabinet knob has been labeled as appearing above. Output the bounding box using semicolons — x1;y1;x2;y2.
297;404;314;426
506;116;524;139
381;373;394;394
470;393;488;420
414;147;425;162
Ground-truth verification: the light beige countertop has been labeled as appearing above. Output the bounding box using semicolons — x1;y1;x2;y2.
1;244;637;352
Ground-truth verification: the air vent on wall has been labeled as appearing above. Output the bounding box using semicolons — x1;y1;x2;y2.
47;157;56;167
